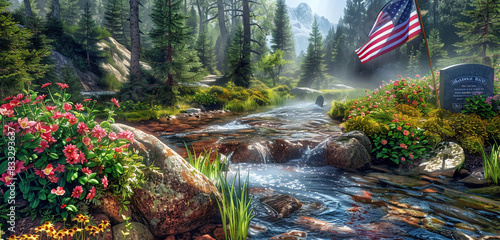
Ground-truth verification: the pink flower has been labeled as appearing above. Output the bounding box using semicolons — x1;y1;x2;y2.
56;83;69;89
18;117;36;129
71;186;83;198
84;98;92;102
48;174;59;183
51;111;63;119
86;186;96;200
111;98;120;108
91;125;107;139
55;164;65;173
34;140;49;153
82;167;92;176
0;173;14;185
400;143;408;149
87;144;95;151
78;150;87;164
75;103;84;111
82;137;91;146
381;140;387;145
63;144;80;164
102;176;108;189
117;130;134;143
0;107;14;116
392;119;399;123
63;103;72;112
393;81;400;87
401;157;406;162
50;124;59;132
12;160;25;174
51;186;65;196
397;126;402;131
36;95;46;101
46;105;57;111
114;147;123;153
66;137;71;142
77;122;89;135
108;132;118;141
403;130;409;136
41;83;52;88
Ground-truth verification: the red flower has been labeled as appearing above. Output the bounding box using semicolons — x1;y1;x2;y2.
48;174;59;183
114;147;123;153
63;103;72;112
63;144;80;164
51;111;63;119
108;132;118;140
60;204;67;209
46;105;57;111
41;83;52;88
82;167;92;176
51;186;66;196
82;137;91;146
86;186;96;200
75;103;84;111
84;98;93;102
77;122;89;135
381;140;387;145
102;176;108;189
91;125;107;139
392;119;399;123
35;94;47;101
393;81;400;86
0;173;14;185
66;137;71;142
111;98;120;108
401;157;406;162
12;160;25;174
56;83;69;89
0;107;14;116
43;164;55;176
71;186;83;198
403;130;409;136
55;164;65;173
397;126;402;131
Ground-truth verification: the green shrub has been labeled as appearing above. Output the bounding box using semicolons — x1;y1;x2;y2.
462;94;496;119
460;136;484;153
101;73;122;91
450;113;489;147
96;27;112;39
395;104;423;118
330;100;349;120
343;116;389;136
422;117;456;144
487;115;500;141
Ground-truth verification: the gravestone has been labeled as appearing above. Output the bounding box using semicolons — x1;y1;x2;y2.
439;64;494;112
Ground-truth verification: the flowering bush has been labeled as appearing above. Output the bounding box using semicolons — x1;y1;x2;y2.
0;83;148;221
371;118;432;165
462;94;497;118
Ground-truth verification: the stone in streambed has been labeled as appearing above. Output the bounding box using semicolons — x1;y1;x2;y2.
268;139;304;163
270;230;307;240
325;137;370;170
260;194;303;218
411;142;465;177
338;130;372;152
295;216;356;235
110;124;220;237
366;172;431;188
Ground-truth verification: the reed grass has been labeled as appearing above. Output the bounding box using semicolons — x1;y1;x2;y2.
185;145;226;185
216;171;254;240
481;144;500;185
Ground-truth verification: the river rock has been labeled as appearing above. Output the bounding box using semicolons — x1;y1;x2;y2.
110;124;220;237
295;217;356;235
413;142;464;177
452;231;475;240
315;95;324;107
359;222;407;237
268;139;304;163
338;131;372;153
290;87;323;98
91;193;131;223
366;173;430;188
459;167;491;185
325;137;371;170
186;108;202;114
260;194;303;218
270;230;307;240
112;222;154;240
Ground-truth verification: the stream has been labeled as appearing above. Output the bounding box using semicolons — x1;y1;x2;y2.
160;100;500;240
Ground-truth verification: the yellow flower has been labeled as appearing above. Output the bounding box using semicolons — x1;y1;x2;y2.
8;235;19;240
101;220;110;229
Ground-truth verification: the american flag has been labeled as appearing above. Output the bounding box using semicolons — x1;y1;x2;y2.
355;0;421;64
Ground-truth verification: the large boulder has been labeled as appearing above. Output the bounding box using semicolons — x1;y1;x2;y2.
268;139;304;163
338;130;372;153
411;142;465;177
111;124;220;237
290;87;322;98
325;137;371;170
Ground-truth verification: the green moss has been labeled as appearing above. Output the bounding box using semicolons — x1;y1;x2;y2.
343;116;389;136
396;104;423;118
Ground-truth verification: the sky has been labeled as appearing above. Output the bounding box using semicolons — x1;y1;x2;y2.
285;0;347;24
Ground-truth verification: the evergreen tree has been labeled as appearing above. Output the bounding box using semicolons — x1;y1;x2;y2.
104;0;122;38
0;0;50;97
298;18;326;88
271;0;295;60
454;0;499;65
186;5;198;44
226;24;251;88
323;26;336;76
75;2;99;68
196;28;217;73
423;29;447;64
150;0;203;104
60;0;79;26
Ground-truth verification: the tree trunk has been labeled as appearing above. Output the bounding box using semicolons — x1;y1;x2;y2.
52;0;60;19
23;0;32;18
216;0;227;70
130;0;141;82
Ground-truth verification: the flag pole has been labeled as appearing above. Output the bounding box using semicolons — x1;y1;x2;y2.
414;0;440;108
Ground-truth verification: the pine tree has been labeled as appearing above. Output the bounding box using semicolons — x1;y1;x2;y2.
196;28;217;73
150;0;203;104
104;0;121;38
298;18;326;88
186;5;198;43
454;0;499;65
226;24;251;88
271;0;295;60
323;26;336;76
76;2;99;68
0;0;50;97
60;0;79;26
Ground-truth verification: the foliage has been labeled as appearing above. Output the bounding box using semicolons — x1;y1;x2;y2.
259;50;289;87
371;120;432;165
226;24;251;88
462;94;497;119
196;28;217;74
486;115;500;141
271;0;295;60
3;214;110;239
75;2;100;68
193;90;218;107
481;144;500;185
216;171;254;240
0;3;51;98
60;0;80;26
451;113;489;152
298;18;326;88
0;85;149;222
185;146;226;186
422;117;456;147
343;116;389;136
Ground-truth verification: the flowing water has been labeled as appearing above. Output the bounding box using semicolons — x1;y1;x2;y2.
161;101;500;239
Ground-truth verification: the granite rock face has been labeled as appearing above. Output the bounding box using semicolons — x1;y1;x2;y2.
111;124;220;237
